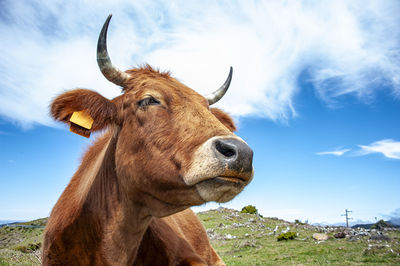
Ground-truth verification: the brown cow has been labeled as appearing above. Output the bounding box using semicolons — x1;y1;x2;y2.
42;15;253;265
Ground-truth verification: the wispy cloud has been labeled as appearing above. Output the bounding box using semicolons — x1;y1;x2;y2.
358;139;400;159
316;149;350;156
384;208;400;225
0;1;399;127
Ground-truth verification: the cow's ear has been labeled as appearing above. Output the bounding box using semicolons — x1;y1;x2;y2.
210;108;237;132
50;89;117;137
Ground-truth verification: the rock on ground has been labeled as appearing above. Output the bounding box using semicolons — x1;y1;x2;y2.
312;233;329;241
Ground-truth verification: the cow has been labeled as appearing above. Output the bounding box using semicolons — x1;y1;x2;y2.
42;15;253;265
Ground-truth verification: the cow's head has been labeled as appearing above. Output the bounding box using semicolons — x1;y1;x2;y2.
50;15;253;217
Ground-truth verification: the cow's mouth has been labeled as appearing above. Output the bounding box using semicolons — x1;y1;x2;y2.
214;176;247;185
195;174;251;203
195;175;251;190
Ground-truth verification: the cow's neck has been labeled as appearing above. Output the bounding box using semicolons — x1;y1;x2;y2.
65;130;152;264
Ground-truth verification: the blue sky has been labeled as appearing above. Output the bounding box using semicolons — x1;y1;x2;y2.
1;1;399;224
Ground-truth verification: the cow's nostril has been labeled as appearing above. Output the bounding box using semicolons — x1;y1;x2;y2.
215;140;237;158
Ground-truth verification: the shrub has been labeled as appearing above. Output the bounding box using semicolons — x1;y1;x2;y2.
371;219;389;230
295;219;302;224
241;205;258;215
12;242;41;253
295;219;309;225
28;242;41;251
13;245;29;253
277;232;297;241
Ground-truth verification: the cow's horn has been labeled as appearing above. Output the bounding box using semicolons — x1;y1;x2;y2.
205;67;233;105
97;14;131;87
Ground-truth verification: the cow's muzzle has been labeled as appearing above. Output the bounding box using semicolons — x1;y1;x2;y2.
212;138;253;182
183;136;254;187
183;135;253;203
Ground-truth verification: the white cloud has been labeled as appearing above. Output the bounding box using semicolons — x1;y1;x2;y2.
0;1;399;127
316;149;350;156
358;139;400;159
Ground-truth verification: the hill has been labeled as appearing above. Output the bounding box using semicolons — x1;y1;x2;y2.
0;221;24;228
197;208;400;265
352;220;400;230
0;210;399;265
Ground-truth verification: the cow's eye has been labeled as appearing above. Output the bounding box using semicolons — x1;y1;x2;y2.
137;97;160;107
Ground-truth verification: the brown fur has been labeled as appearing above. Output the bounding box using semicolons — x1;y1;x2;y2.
210;108;236;132
43;66;241;265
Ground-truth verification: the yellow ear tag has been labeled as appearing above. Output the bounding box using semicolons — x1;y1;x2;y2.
70;110;94;129
69;110;94;138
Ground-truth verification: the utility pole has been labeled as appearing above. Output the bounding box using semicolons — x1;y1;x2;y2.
341;209;353;227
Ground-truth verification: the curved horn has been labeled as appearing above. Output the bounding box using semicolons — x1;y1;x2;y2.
205;67;233;105
97;14;131;87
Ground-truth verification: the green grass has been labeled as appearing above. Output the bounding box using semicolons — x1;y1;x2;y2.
197;208;400;265
0;209;399;265
0;219;45;265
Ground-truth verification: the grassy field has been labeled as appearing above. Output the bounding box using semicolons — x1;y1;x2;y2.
0;218;46;265
0;209;399;265
197;208;400;265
